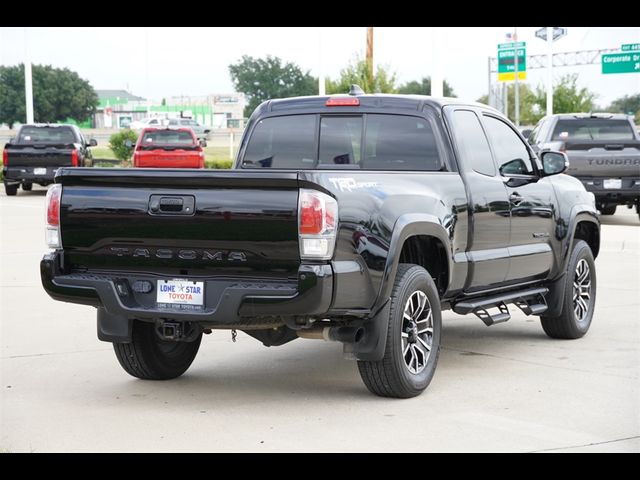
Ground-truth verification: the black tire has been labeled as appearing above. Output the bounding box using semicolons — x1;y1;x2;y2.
113;321;202;380
541;240;596;339
4;183;18;196
21;182;33;191
357;264;442;398
600;204;616;215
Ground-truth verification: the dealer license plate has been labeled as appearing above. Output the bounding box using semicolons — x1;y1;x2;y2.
603;178;622;189
34;168;47;175
157;279;204;308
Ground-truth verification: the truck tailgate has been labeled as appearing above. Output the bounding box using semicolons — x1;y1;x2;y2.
564;140;640;177
57;169;301;279
6;144;76;167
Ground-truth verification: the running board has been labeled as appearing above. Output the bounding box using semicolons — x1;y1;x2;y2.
452;287;548;326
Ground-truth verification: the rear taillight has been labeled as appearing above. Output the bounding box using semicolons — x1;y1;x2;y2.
71;149;79;167
2;148;7;166
298;189;338;260
45;184;62;248
133;151;139;167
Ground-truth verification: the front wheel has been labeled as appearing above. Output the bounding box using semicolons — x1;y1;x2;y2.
113;320;202;380
541;240;596;339
357;264;442;398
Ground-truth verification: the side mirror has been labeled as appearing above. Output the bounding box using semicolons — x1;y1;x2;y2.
521;129;533;140
199;139;207;148
124;139;133;149
541;150;569;176
88;138;98;147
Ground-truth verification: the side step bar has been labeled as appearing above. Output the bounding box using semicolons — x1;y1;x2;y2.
452;287;548;326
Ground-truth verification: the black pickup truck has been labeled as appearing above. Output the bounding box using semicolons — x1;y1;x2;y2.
3;124;96;196
40;90;600;398
527;113;640;218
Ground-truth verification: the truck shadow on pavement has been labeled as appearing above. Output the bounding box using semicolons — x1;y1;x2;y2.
87;320;554;405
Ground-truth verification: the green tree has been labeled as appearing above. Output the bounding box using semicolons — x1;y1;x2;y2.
108;129;138;163
326;54;397;95
0;64;98;128
477;83;542;125
534;74;596;115
397;77;456;97
607;94;640;123
229;55;317;117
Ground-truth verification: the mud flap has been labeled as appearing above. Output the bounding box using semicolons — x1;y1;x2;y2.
344;300;391;361
97;307;132;343
542;273;567;318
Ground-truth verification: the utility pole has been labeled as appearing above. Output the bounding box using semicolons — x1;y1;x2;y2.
431;27;444;97
366;27;374;86
24;28;34;124
514;27;520;126
546;26;553;116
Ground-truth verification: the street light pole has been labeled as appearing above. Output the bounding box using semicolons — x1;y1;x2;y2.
514;27;520;126
24;28;34;124
318;27;325;96
547;26;553;116
431;27;444;97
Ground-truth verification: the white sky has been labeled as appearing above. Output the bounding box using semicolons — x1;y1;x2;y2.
1;27;639;107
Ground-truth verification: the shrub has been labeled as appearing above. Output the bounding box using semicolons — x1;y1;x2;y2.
205;159;233;169
108;129;138;162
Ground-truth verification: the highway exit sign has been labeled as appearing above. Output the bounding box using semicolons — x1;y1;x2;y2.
602;52;640;74
498;42;527;82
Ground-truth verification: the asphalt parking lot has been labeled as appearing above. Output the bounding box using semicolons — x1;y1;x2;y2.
1;185;639;452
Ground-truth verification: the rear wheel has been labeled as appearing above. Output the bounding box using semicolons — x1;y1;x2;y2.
113;320;202;380
4;183;18;196
21;182;33;191
600;204;616;215
541;240;596;339
357;264;441;398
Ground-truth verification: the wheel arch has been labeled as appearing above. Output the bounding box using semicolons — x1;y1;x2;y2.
375;214;452;311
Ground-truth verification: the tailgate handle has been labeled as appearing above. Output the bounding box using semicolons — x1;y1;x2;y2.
149;195;195;215
604;144;624;150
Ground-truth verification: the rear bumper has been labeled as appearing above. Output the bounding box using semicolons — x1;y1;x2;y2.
40;252;333;336
3;166;58;184
576;176;640;203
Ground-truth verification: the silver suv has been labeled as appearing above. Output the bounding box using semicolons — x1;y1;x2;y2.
167;118;211;140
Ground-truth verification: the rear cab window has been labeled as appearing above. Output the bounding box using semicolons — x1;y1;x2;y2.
140;130;196;149
16;126;77;145
241;114;444;171
552;118;635;141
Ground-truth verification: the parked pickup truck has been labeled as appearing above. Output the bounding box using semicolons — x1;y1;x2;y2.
40;89;600;398
527;113;640;218
131;128;205;169
3;124;96;196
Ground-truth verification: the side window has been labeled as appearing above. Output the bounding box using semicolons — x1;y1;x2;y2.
168;119;177;125
451;110;495;176
528;119;544;145
483;115;534;175
149;119;158;125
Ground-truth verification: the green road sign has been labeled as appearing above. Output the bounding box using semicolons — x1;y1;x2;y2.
498;42;527;81
498;41;525;49
621;43;640;52
602;52;640;74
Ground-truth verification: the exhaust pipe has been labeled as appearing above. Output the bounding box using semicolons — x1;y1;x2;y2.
297;326;364;343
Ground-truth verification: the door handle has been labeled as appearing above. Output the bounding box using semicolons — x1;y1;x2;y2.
509;193;524;205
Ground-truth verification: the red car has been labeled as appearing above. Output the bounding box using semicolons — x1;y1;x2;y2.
132;128;205;168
